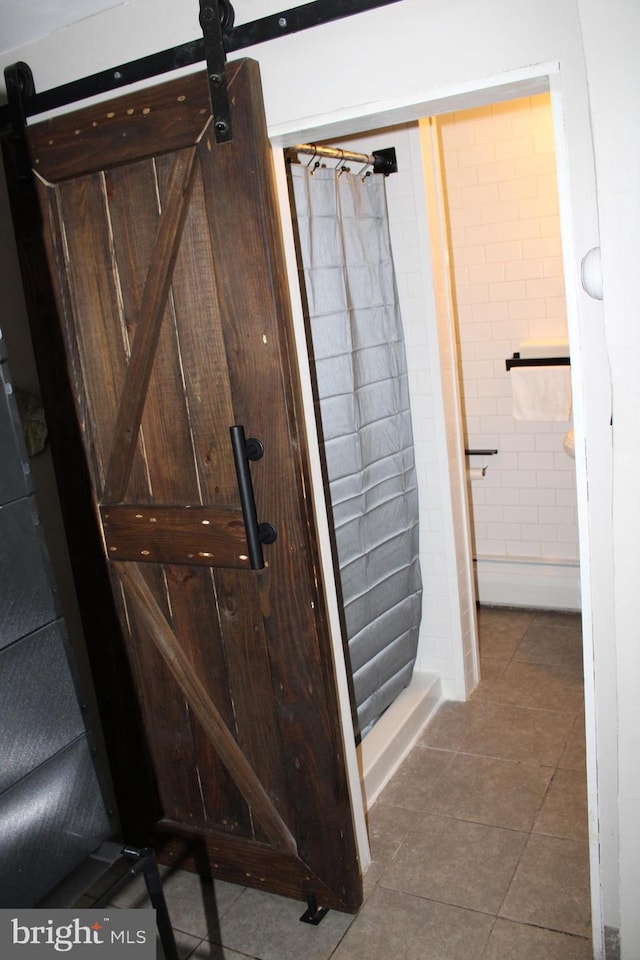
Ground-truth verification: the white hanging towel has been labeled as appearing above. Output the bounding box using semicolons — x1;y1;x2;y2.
511;338;572;421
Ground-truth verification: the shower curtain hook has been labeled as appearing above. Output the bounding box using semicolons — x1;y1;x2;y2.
306;145;321;174
336;149;350;177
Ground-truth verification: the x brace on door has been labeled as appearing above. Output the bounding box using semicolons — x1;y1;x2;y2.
1;0;403;149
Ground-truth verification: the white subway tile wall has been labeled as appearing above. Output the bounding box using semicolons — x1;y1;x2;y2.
438;95;578;563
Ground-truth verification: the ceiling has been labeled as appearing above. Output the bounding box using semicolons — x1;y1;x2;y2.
0;0;128;55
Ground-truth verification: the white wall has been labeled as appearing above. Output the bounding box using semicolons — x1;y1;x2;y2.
438;95;580;610
577;2;640;955
442;97;576;561
2;0;637;953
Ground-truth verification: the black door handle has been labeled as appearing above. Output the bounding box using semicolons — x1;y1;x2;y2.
229;425;277;570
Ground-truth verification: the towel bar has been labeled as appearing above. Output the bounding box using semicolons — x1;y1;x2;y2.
506;353;570;371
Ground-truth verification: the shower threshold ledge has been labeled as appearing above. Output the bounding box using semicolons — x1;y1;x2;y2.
357;671;442;809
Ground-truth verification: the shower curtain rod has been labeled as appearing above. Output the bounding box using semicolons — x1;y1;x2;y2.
289;143;397;176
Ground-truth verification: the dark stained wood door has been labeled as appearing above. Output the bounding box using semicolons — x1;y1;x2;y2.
22;59;363;912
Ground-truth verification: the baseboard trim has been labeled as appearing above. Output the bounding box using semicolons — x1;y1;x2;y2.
357;671;441;809
474;555;581;611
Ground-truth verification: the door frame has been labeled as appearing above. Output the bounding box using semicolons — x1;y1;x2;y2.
268;62;604;956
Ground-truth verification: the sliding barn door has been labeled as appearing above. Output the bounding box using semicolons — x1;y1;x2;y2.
23;59;363;912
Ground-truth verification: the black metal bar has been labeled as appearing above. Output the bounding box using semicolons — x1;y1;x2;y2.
4;63;32;138
300;893;329;925
230;425;277;571
226;0;401;53
465;449;498;456
0;0;403;130
134;849;179;960
3;62;34;182
199;0;233;143
372;147;397;176
93;846;179;960
506;354;571;371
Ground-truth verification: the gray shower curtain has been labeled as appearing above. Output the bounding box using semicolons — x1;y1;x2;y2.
289;160;423;735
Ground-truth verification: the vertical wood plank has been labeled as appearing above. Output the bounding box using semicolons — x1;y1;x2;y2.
105;153;248;832
106;157;200;503
208;569;290;845
103;147;198;503
198;60;361;904
114;569;207;827
54;174;147;496
118;562;297;855
163;564;252;835
162;161;238;508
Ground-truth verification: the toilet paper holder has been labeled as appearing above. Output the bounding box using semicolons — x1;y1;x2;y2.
464;449;497;481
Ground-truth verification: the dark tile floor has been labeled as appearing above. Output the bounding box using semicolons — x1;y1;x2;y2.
96;606;592;959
